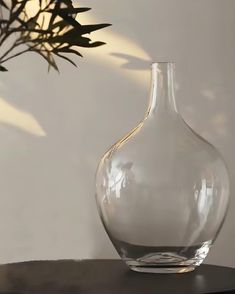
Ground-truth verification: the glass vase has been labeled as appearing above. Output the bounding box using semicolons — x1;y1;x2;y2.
95;62;230;273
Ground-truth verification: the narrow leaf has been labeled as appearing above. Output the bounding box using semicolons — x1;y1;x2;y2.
80;23;111;34
0;65;8;71
77;41;106;48
56;12;82;29
47;53;59;72
53;52;77;67
58;47;83;57
16;28;52;34
10;0;28;24
60;0;73;8
0;0;8;9
47;0;60;31
47;7;91;14
50;20;69;31
33;48;59;72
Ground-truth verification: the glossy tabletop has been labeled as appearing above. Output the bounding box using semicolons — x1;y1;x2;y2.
0;260;234;294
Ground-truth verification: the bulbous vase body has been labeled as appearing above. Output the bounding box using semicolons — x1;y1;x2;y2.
96;62;230;273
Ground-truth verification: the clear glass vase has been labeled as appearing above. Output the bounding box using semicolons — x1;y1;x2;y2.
95;62;230;273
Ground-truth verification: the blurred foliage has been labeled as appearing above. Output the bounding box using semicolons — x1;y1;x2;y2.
0;0;111;72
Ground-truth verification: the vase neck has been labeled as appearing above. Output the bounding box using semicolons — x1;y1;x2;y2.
147;62;178;116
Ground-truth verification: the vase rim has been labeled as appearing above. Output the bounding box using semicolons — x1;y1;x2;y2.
152;62;175;66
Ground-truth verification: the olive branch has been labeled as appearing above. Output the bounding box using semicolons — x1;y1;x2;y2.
0;0;111;72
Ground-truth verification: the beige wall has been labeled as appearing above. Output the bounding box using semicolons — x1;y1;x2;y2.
0;0;234;266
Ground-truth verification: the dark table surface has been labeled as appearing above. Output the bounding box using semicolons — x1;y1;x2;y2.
0;259;234;294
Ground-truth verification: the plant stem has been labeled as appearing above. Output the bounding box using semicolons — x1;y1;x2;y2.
0;43;38;64
0;37;21;61
0;0;52;47
0;0;13;46
0;48;29;63
0;6;3;33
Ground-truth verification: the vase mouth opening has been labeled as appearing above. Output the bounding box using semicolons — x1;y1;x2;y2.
152;62;175;67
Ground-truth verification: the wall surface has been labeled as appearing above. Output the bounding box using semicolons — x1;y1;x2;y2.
0;0;234;266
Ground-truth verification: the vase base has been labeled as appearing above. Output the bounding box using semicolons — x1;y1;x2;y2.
125;252;200;274
128;264;196;274
117;241;210;274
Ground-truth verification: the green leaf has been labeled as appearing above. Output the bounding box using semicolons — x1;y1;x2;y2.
60;0;73;8
77;41;106;48
54;11;82;29
47;0;61;31
0;65;8;71
0;19;8;24
33;48;59;72
46;53;59;72
45;28;107;48
10;0;28;24
53;52;77;67
57;47;83;57
16;27;52;34
0;0;8;9
43;28;84;43
79;23;111;34
50;20;69;31
26;16;40;29
47;7;91;14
